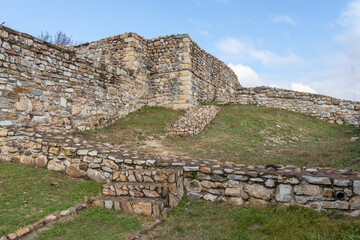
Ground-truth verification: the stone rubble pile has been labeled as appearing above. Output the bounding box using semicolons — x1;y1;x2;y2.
165;105;220;137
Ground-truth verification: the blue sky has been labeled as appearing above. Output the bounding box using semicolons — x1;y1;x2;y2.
1;0;359;101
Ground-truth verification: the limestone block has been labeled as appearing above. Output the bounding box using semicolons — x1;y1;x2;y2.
275;184;292;202
244;183;273;200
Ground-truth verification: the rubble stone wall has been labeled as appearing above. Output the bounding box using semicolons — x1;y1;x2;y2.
165;105;220;137
0;26;148;131
234;87;360;125
1;127;359;214
190;40;240;104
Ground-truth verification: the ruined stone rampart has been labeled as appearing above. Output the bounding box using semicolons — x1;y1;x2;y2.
0;27;148;131
234;87;360;125
1;127;359;214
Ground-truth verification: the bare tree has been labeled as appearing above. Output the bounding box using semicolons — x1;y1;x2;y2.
38;30;77;46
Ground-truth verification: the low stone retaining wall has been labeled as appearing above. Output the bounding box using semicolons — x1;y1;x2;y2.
234;87;360;125
1;204;87;240
165;105;220;137
1;127;360;216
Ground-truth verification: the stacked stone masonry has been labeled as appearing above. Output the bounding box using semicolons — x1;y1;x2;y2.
1;127;360;215
165;105;220;137
1;26;360;219
234;87;360;125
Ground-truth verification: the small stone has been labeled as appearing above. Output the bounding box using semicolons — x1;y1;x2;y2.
183;166;199;172
66;164;86;178
334;179;351;187
353;180;360;195
0;129;8;137
275;184;292;202
184;180;202;193
249;198;268;207
35;155;47;168
291;136;299;142
225;187;242;197
77;149;89;156
203;193;217;201
45;215;57;222
303;176;331;185
143;189;160;198
47;160;65;172
132;202;152;217
187;192;201;200
104;200;113;209
60;210;71;216
350;196;360;210
294;184;322;196
265;179;276;187
86;169;107;183
228;197;244;206
199;167;211;174
7;233;17;240
228;174;248;181
244;183;273;200
15;227;30;237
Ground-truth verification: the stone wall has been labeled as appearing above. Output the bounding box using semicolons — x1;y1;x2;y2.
234;87;360;125
0;26;148;131
165;105;220;137
0;26;241;131
1;127;359;214
189;39;240;104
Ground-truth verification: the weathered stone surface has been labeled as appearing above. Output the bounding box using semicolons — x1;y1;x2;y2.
244;183;273;200
133;202;152;217
228;174;248;181
66;164;86;178
86;169;107;183
15;227;30;237
303;176;331;185
275;184;292;202
354;181;360;195
228;197;244;206
334;179;351;187
47;160;65;172
184;180;202;193
321;201;349;210
225;187;242;197
294;184;322;196
249;198;268;207
188;192;201;200
35;155;47;168
203;193;217;201
104;200;113;209
350;196;360;210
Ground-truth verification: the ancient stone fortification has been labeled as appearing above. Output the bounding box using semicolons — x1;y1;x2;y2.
235;87;360;125
1;26;360;219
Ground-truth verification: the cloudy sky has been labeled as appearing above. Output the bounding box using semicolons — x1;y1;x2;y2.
1;0;359;101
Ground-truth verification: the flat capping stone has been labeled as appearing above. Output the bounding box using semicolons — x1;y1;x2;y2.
174;33;190;39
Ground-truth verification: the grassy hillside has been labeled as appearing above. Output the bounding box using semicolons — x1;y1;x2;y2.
75;105;360;169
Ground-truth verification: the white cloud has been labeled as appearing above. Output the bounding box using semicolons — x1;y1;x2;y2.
228;63;263;87
272;15;297;25
290;83;316;93
217;37;302;66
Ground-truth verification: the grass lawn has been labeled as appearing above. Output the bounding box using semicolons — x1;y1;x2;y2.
75;105;360;170
37;207;148;240
0;163;102;236
151;197;360;240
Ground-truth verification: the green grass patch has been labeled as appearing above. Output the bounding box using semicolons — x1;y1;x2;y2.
0;163;102;236
37;207;146;240
152;197;360;240
74;106;182;147
75;105;360;170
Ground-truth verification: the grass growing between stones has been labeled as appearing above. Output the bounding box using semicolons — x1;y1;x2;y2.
151;197;360;240
37;207;147;240
0;163;102;236
75;104;360;170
